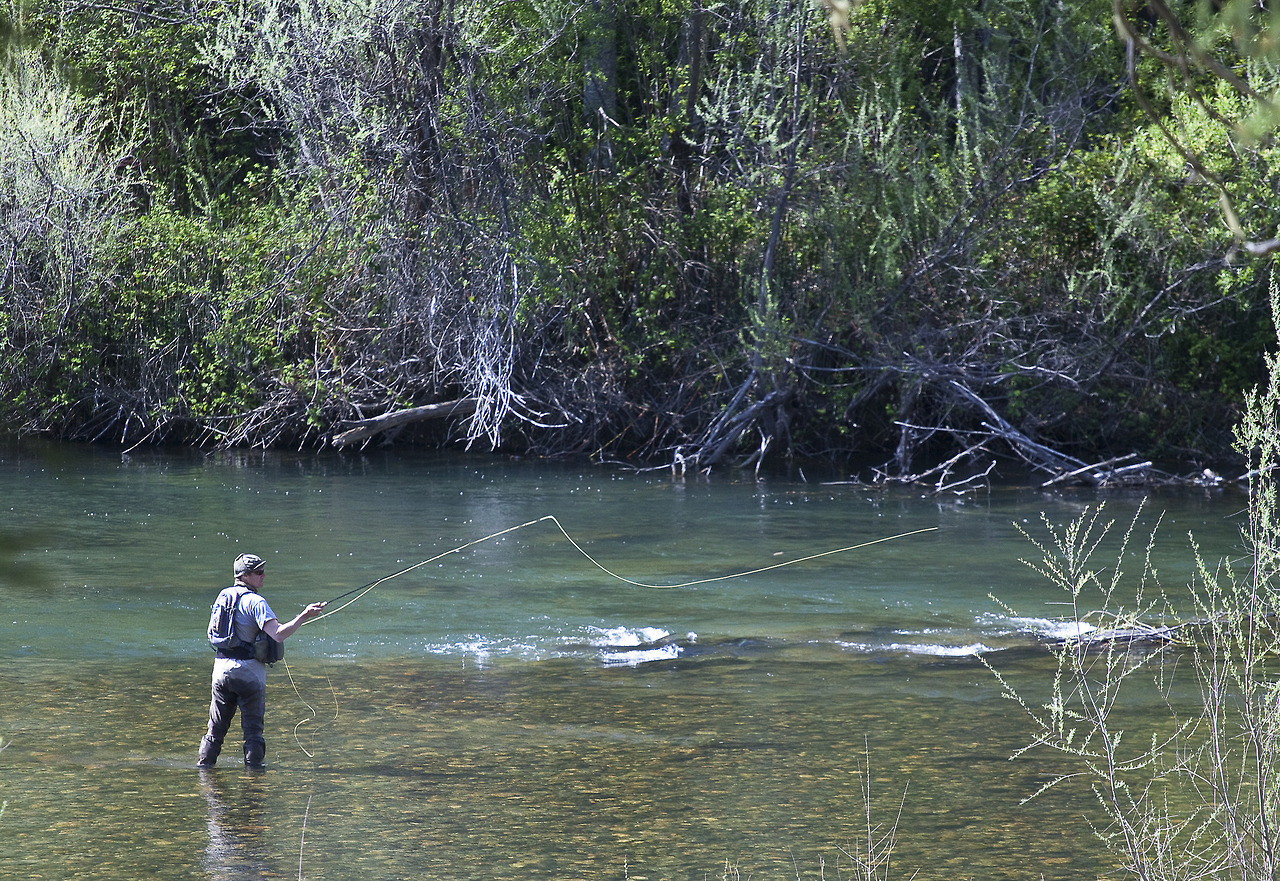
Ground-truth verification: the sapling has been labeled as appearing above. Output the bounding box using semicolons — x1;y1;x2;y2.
991;275;1280;880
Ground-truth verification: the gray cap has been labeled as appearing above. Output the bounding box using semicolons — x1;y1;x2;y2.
234;553;266;576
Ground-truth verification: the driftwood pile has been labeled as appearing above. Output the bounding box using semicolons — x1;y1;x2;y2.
1053;621;1182;648
320;379;1234;494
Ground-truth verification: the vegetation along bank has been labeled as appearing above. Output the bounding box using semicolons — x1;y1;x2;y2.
3;0;1278;486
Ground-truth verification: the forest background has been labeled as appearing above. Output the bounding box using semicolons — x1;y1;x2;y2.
2;0;1278;482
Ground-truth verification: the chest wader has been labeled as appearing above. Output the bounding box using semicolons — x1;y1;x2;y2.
198;664;269;769
199;588;273;769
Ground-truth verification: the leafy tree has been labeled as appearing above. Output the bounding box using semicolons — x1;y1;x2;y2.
1114;0;1280;256
0;47;138;433
0;0;1273;480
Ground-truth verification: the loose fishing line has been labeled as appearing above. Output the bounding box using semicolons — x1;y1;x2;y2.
282;654;340;759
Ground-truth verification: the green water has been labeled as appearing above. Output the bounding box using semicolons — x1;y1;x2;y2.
4;654;1106;880
0;443;1248;879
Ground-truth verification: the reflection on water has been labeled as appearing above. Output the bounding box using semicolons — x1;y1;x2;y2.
201;769;276;879
0;443;1250;879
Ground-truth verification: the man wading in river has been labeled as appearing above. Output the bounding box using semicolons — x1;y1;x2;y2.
197;553;326;770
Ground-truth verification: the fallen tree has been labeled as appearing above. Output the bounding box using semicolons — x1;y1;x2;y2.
329;398;479;448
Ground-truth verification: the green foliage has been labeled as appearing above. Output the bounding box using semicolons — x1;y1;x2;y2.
7;0;270;211
0;0;1274;466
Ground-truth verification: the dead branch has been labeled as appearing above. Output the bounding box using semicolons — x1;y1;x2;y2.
1040;453;1141;487
947;379;1088;474
329;397;479;447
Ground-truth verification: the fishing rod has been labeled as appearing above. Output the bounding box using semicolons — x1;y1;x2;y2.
310;516;559;622
305;515;939;625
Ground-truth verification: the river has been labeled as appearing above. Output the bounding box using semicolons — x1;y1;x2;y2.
0;442;1246;879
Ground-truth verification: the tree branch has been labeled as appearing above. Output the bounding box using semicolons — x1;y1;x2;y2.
329;398;479;447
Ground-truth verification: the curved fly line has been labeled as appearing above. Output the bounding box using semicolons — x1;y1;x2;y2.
285;516;938;760
305;515;939;624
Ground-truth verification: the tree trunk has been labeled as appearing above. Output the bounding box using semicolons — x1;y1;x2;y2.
584;0;618;170
669;7;705;214
329;398;479;447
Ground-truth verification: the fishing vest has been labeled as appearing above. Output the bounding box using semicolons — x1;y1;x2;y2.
207;586;284;665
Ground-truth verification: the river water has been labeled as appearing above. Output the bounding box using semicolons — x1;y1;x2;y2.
0;442;1247;880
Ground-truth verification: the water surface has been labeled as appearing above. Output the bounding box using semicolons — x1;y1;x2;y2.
0;443;1247;879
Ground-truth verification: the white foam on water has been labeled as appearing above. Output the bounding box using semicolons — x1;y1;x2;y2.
890;641;994;657
600;643;682;667
421;636;539;661
587;624;683;666
586;625;671;647
833;610;1103;658
834;639;994;657
1001;615;1097;641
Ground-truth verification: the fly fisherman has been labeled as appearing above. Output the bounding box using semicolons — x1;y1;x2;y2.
197;553;327;770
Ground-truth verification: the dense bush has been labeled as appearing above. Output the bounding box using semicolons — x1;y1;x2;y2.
0;0;1274;476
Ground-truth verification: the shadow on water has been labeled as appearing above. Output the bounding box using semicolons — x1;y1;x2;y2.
0;528;54;594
